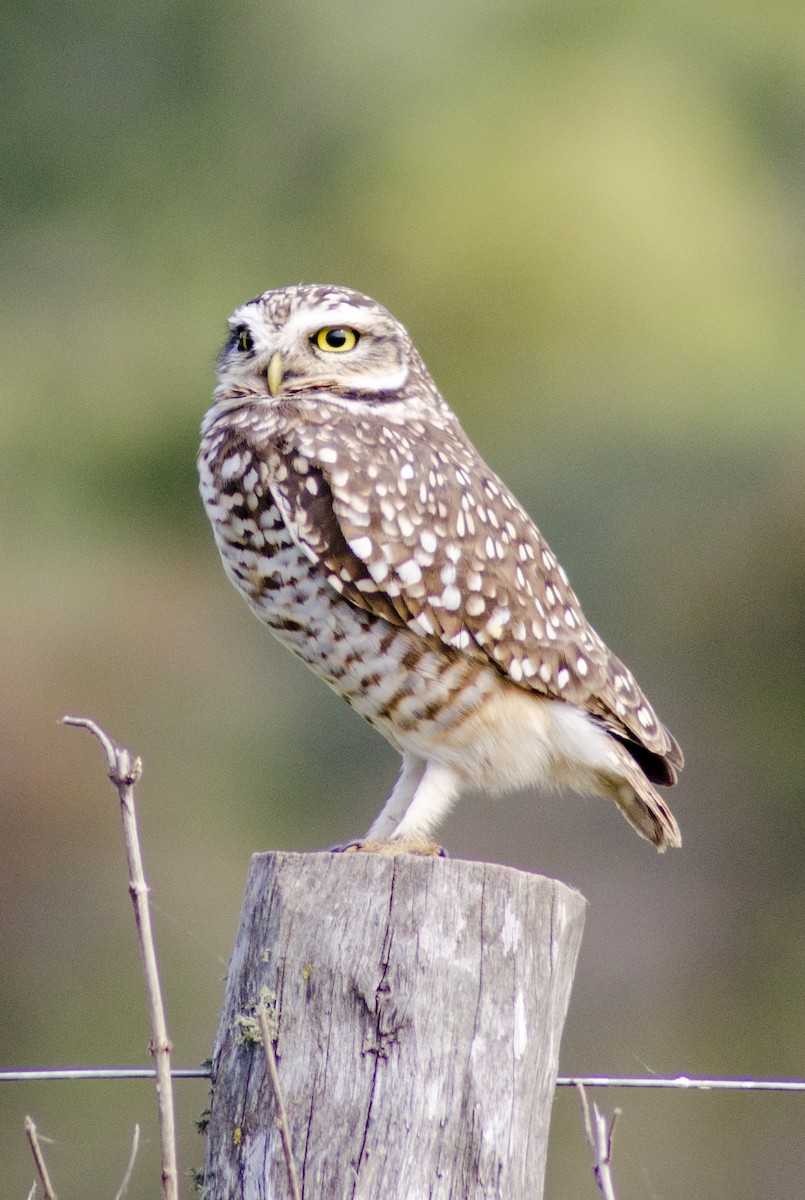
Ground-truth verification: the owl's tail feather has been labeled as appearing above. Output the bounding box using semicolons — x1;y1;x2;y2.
606;751;682;851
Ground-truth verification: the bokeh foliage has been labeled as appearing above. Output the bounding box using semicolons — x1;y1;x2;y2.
2;2;804;1196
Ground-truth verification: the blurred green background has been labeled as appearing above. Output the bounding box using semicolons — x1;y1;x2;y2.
2;2;804;1196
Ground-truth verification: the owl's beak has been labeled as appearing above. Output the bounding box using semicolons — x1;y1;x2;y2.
267;351;284;397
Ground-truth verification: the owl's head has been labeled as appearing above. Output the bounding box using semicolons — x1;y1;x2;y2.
215;284;428;405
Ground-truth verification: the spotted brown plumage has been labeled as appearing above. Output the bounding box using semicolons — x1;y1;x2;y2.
199;284;683;851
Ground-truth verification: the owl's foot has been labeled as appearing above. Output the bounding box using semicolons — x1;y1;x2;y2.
328;837;447;858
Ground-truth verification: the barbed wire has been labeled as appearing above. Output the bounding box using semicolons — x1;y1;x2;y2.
2;1067;805;1091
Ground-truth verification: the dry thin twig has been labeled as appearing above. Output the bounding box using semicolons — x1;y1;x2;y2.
25;1116;58;1200
256;1004;301;1200
576;1082;620;1200
62;716;179;1200
112;1124;141;1200
25;1115;141;1200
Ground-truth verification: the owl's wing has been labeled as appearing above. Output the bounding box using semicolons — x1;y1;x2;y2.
267;429;681;781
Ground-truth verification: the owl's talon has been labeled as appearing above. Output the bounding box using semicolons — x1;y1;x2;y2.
326;839;363;853
327;838;446;858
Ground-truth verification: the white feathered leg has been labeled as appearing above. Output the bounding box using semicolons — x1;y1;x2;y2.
383;760;462;842
365;751;428;841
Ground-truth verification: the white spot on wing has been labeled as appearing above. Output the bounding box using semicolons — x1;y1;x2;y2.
410;612;435;636
368;558;390;584
398;559;423;585
348;536;373;560
441;585;462;611
448;629;472;649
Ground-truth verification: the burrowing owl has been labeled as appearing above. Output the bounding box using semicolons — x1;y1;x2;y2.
199;284;682;852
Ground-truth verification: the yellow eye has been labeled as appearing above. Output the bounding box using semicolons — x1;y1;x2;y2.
313;327;359;353
235;326;253;352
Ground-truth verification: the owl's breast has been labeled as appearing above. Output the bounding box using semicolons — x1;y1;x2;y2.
199;435;392;690
199;437;331;642
198;432;504;756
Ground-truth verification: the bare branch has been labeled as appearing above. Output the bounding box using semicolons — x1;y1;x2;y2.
26;1183;37;1200
24;1117;58;1200
256;1004;301;1200
112;1124;141;1200
62;717;179;1200
575;1082;620;1200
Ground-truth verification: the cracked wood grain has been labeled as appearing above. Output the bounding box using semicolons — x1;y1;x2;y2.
203;851;585;1200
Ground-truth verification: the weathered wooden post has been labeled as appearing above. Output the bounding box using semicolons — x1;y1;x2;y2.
203;851;585;1199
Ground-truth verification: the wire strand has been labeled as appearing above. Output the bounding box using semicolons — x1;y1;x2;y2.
0;1068;209;1081
2;1068;805;1090
556;1076;805;1091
